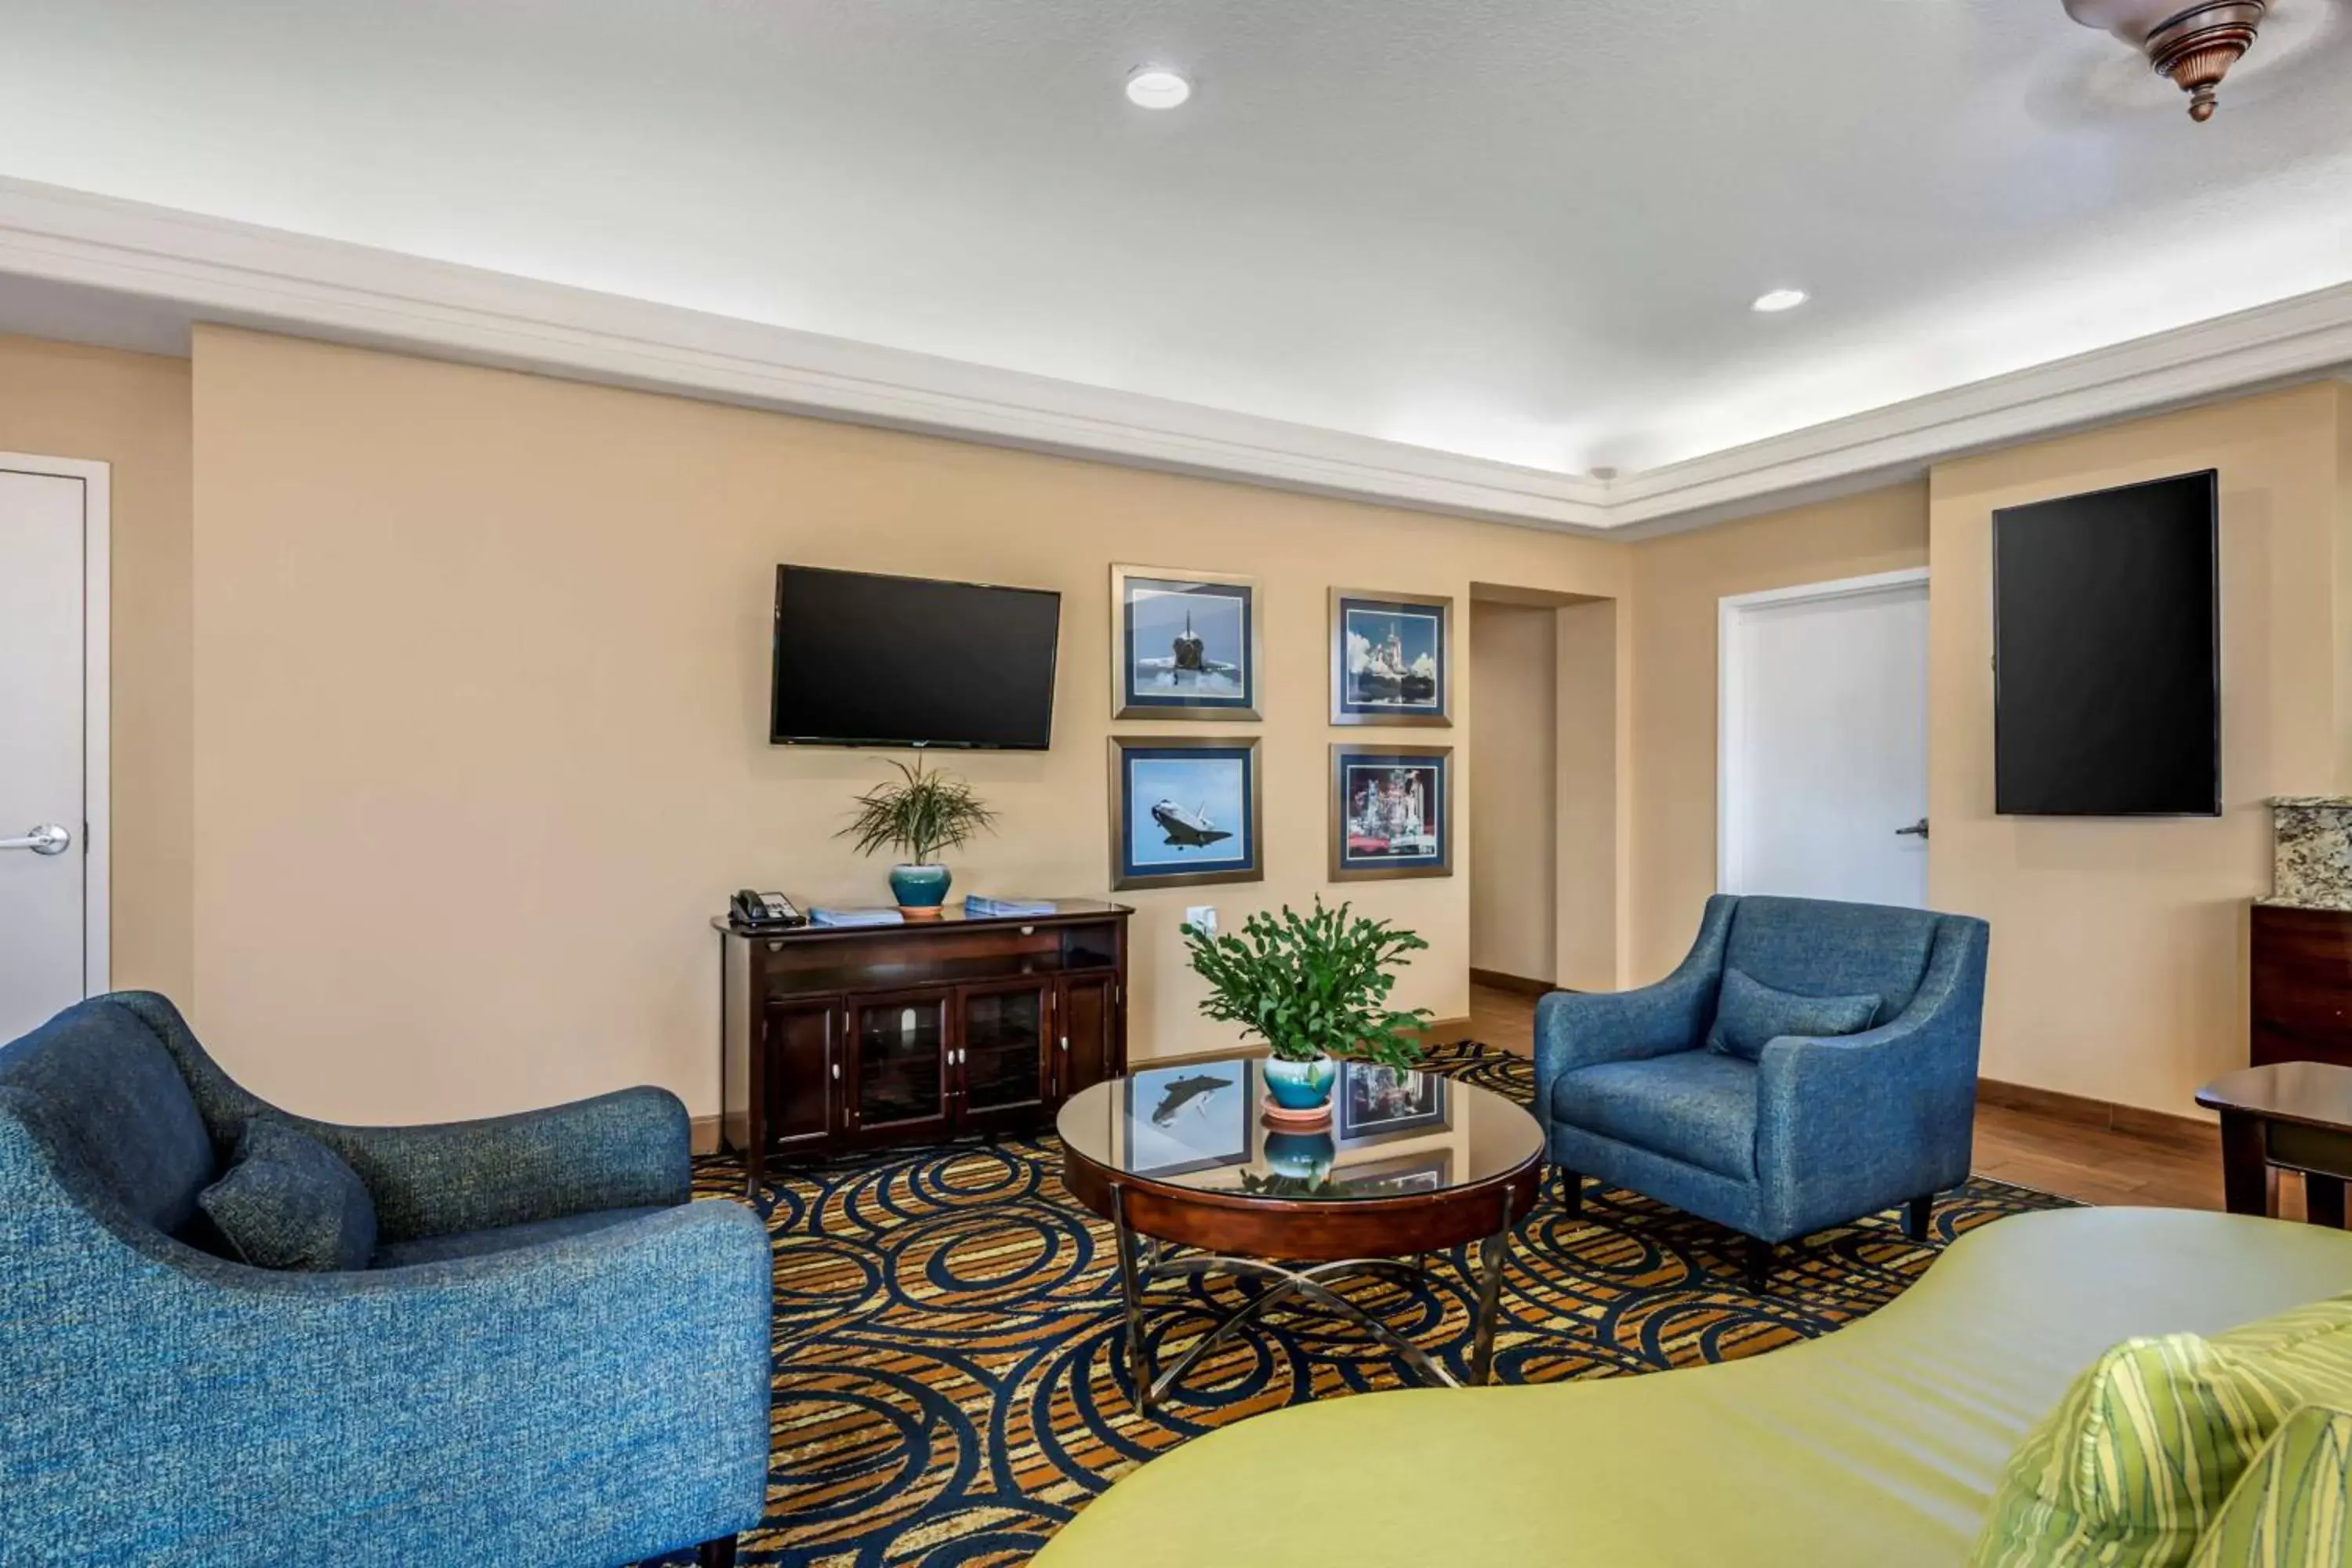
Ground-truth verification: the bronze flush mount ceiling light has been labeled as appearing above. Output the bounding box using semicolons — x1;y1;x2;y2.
2063;0;2269;121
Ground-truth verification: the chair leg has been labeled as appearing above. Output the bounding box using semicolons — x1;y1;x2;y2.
1557;1167;1583;1215
698;1537;738;1568
1742;1236;1774;1293
1904;1192;1935;1245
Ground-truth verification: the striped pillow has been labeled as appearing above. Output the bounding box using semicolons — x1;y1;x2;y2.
2187;1403;2352;1567
1970;1297;2352;1568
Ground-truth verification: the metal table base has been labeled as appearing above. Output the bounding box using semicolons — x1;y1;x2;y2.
1108;1185;1515;1416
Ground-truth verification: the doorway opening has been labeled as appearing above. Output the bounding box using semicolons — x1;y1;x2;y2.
1468;586;1617;997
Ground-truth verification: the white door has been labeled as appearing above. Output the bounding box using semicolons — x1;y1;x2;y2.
1719;570;1928;909
1;460;107;1041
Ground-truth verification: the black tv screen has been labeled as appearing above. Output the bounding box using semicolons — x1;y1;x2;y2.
770;566;1061;749
1993;470;2219;816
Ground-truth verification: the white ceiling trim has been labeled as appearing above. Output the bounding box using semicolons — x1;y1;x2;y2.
2;176;2347;535
1609;279;2352;534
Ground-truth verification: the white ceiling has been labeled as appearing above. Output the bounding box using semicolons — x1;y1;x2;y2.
1;0;2348;486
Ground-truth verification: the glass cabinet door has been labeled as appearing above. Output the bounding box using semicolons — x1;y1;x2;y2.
851;993;949;1128
959;983;1048;1116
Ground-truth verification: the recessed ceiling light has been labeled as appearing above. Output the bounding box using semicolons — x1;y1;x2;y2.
1125;67;1192;110
1751;288;1809;314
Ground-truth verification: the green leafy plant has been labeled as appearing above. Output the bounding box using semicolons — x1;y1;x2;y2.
1179;898;1432;1072
836;757;998;866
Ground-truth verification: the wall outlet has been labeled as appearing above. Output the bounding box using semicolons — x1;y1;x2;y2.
1185;905;1218;936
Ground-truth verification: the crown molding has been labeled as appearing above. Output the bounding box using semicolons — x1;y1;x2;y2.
0;176;2347;536
1605;279;2352;536
0;178;1614;528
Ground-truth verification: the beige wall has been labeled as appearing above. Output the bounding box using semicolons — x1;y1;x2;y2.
1468;601;1556;982
189;327;1628;1123
0;335;194;1004
1929;382;2352;1116
2339;385;2352;784
1625;482;1931;978
18;313;2346;1128
1555;598;1621;991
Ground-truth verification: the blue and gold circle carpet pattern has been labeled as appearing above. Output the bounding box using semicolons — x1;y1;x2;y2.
668;1042;2068;1566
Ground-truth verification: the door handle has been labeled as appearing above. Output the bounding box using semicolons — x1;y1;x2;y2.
0;823;71;855
1895;818;1929;840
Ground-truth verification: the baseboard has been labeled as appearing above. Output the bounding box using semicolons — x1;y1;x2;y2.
691;1114;724;1156
1976;1076;2212;1145
1469;967;1554;997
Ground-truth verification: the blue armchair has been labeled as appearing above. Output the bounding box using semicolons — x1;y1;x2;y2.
1534;895;1988;1289
0;992;772;1567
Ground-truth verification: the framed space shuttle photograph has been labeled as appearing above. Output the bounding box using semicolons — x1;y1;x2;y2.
1330;742;1452;881
1329;588;1451;726
1108;736;1265;891
1111;564;1262;721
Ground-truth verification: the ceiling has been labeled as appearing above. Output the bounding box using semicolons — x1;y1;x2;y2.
2;0;2349;510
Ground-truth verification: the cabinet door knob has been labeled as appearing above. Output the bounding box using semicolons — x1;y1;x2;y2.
1059;1036;1069;1051
831;1062;840;1080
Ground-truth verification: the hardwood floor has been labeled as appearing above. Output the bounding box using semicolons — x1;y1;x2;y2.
1468;982;2281;1218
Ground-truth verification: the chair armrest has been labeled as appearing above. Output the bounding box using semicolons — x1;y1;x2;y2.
1532;895;1735;1127
275;1086;692;1243
0;1100;771;1566
100;990;692;1243
1754;916;1988;1237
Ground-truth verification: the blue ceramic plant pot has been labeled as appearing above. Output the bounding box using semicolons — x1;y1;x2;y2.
1262;1054;1338;1111
888;862;951;914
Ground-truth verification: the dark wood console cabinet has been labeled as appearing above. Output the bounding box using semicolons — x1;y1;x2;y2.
2252;902;2352;1070
716;901;1131;1190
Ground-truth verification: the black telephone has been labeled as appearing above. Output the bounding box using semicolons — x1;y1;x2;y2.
731;889;806;931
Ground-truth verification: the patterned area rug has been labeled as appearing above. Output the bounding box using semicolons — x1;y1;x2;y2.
651;1042;2070;1567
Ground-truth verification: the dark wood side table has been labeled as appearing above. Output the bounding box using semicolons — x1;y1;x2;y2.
715;901;1131;1193
2194;1062;2352;1227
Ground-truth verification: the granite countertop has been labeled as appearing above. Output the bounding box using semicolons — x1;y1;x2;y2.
2273;797;2352;913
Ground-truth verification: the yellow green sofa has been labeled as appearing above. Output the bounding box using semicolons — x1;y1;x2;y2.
1032;1207;2352;1566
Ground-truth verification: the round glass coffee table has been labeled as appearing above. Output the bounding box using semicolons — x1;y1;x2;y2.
1056;1054;1544;1414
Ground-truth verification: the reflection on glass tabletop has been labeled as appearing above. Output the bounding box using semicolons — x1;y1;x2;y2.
1055;1055;1541;1201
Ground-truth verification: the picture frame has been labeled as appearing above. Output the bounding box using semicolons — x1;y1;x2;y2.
1329;742;1453;881
1333;1149;1455;1196
1122;1061;1256;1179
1329;588;1452;726
1336;1062;1451;1139
1109;735;1264;891
1112;564;1262;720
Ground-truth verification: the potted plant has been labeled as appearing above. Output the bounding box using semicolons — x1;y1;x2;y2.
837;757;998;917
1179;898;1432;1116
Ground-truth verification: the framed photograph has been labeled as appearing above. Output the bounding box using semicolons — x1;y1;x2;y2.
1337;1062;1450;1139
1109;736;1263;891
1112;564;1261;720
1122;1061;1255;1178
1330;743;1453;881
1330;588;1451;726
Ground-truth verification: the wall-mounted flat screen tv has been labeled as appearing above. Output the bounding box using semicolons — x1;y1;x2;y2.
1993;469;2219;816
770;566;1062;749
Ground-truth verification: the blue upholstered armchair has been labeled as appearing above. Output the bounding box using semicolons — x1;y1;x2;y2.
0;992;771;1567
1534;895;1988;1289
